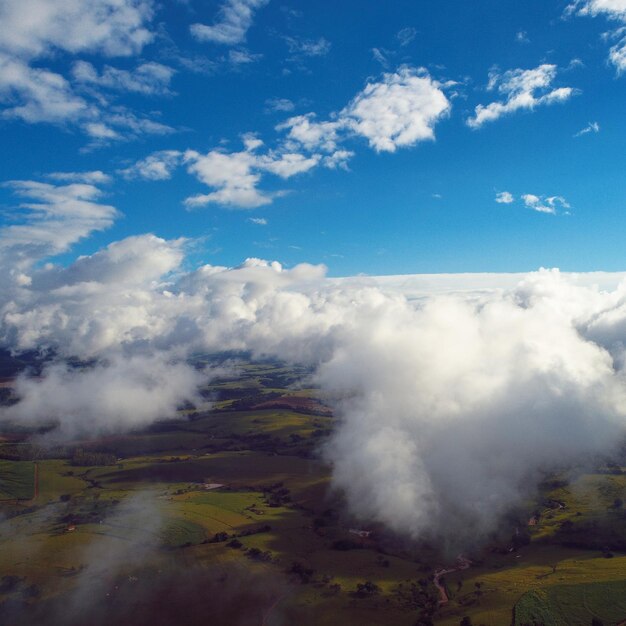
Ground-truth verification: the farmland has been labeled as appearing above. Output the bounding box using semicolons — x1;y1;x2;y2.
1;358;625;625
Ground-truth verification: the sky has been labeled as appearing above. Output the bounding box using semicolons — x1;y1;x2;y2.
1;0;625;276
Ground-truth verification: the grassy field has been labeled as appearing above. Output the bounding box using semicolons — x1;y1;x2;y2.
0;460;35;500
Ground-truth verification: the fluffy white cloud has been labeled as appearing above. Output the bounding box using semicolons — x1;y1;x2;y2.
72;61;175;95
568;1;626;72
522;193;571;214
0;0;155;59
467;64;576;129
183;138;320;209
342;67;451;152
0;53;91;124
495;191;514;204
276;113;344;152
190;0;268;46
120;150;183;180
4;230;626;546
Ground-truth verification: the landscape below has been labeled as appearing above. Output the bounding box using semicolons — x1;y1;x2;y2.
0;354;625;626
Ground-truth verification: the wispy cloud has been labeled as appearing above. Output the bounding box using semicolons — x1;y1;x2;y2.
495;191;514;204
574;121;600;137
190;0;269;46
468;64;577;129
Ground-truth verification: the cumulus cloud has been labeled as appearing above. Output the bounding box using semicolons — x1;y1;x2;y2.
4;214;626;546
72;61;175;96
467;64;577;129
190;0;268;46
5;355;204;438
522;193;571;214
183;137;319;209
495;191;514;204
120;150;183;180
0;0;154;59
342;67;451;152
568;1;626;72
278;67;450;155
0;0;171;141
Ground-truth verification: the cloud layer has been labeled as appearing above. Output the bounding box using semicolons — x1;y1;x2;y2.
2;197;626;545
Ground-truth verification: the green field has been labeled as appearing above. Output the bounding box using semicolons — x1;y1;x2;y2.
1;359;626;626
0;459;35;500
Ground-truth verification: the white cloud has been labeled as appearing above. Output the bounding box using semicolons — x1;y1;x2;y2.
495;191;514;204
120;150;183;180
0;0;155;59
396;27;417;46
0;53;91;123
276;113;343;152
264;97;295;113
227;48;262;65
323;149;354;170
568;1;626;72
249;217;267;225
574;120;600;136
4;232;626;547
190;0;268;46
1;180;118;260
47;170;112;184
285;36;331;57
467;64;577;129
72;61;175;96
371;47;389;68
516;30;530;43
342;67;451;152
522;193;571;214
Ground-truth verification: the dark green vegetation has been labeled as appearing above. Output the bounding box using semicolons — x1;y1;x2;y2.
1;357;625;625
0;460;35;500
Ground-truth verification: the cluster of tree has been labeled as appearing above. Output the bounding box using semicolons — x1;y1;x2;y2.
288;561;315;584
354;581;380;597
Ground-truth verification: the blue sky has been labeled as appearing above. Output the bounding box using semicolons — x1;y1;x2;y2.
1;0;626;276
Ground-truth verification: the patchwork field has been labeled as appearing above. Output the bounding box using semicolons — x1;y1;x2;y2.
1;358;625;625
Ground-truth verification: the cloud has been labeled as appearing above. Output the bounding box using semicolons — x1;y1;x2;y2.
190;0;268;46
183;136;320;209
276;113;344;152
495;191;514;204
568;1;626;73
0;0;154;59
120;150;183;180
1;179;118;261
371;47;390;68
342;67;451;152
4;229;626;548
72;61;175;96
574;120;600;136
264;97;295;113
396;27;417;46
522;193;571;214
516;30;530;43
5;354;204;437
285;36;332;57
47;171;112;185
249;217;267;225
467;64;577;129
0;53;92;124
